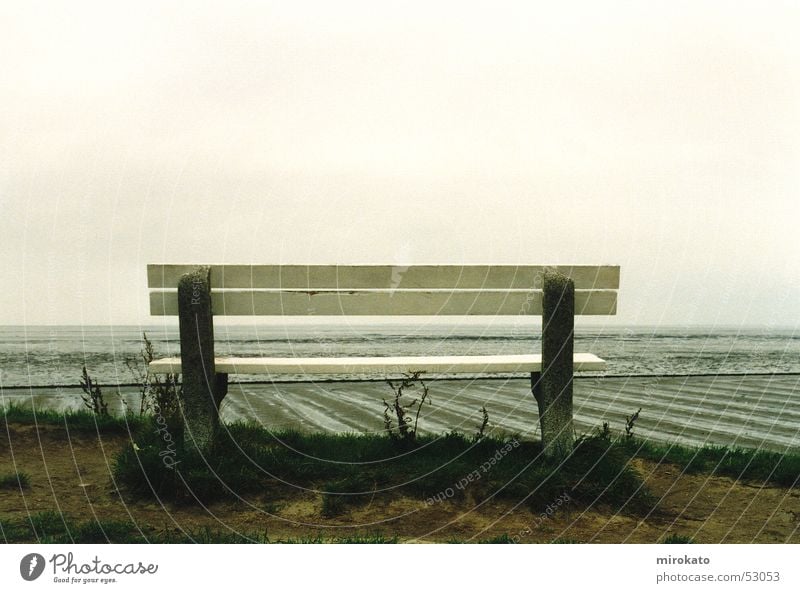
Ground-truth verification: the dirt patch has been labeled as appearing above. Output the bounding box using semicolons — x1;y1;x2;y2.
2;423;798;543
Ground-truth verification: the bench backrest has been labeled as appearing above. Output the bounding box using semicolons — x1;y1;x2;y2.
147;264;619;317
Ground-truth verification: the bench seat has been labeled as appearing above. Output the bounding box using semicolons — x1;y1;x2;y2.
146;263;619;456
149;353;606;375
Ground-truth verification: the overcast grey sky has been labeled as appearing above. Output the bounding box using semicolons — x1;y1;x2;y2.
1;1;798;326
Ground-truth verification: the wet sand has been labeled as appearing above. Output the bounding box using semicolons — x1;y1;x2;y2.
4;375;798;451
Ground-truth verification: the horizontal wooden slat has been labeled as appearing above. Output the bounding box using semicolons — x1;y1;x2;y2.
147;264;620;290
149;289;617;316
148;353;607;375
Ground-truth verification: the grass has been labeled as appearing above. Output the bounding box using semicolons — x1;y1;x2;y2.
0;512;398;544
0;513;560;544
7;405;795;512
662;534;694;544
321;475;377;517
110;418;800;522
447;535;512;543
7;406;798;491
112;419;655;515
4;407;800;544
1;403;145;434
619;438;800;488
474;535;516;544
0;472;30;490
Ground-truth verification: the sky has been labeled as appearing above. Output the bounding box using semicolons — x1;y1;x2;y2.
0;1;798;327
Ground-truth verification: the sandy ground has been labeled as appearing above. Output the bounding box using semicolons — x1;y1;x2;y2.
2;423;799;543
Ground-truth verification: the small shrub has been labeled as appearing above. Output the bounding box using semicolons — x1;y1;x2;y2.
125;333;156;415
383;372;430;444
475;406;490;441
321;475;374;518
625;408;642;439
0;472;30;490
563;433;656;513
79;367;108;416
600;421;611;440
320;493;346;518
261;501;283;515
125;332;182;421
28;511;69;542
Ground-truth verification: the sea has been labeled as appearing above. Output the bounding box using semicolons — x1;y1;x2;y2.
1;324;798;450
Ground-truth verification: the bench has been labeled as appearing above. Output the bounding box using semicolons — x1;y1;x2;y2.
147;264;620;458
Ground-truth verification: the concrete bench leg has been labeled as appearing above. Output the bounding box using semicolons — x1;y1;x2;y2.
177;266;222;452
214;372;229;408
532;270;575;460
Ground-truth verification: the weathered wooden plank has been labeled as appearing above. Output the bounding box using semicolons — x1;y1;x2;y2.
147;264;620;290
149;289;617;316
148;353;607;374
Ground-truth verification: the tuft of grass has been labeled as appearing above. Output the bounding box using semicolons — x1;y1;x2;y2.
332;534;398;544
72;520;146;544
320;493;346;518
80;366;109;416
1;403;144;434
159;528;270;544
321;475;375;517
0;472;30;490
619;439;800;488
260;501;284;515
0;511;74;544
662;533;694;544
476;534;515;544
0;513;396;544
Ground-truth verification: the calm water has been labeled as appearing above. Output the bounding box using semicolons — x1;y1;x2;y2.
0;324;798;387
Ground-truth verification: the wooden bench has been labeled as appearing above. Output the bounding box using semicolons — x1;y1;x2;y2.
147;264;619;458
